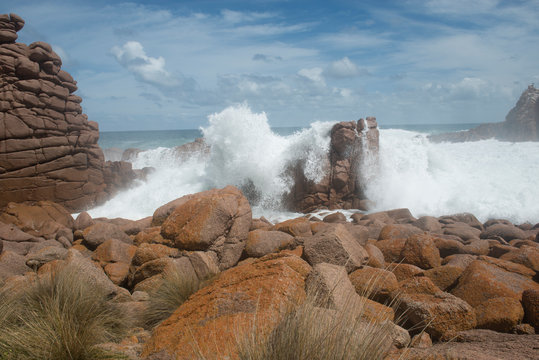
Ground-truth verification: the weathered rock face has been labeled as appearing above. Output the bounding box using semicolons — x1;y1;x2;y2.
430;85;539;142
0;14;136;212
160;185;252;270
0;14;106;211
285;117;379;212
141;252;311;360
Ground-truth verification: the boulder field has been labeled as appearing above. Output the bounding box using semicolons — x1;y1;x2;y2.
0;13;137;212
1;185;538;359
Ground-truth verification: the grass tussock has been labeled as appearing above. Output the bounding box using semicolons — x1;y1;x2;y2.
0;265;128;360
235;284;397;360
144;269;208;329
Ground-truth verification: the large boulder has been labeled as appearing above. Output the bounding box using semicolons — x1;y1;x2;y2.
400;234;441;269
474;297;524;332
160;186;252;270
82;222;132;249
451;259;539;307
244;229;295;258
395;277;477;340
0;201;73;240
141;252;311;360
303;223;369;273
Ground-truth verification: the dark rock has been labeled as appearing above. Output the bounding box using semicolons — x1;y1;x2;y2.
430;85;539;142
284;118;379;212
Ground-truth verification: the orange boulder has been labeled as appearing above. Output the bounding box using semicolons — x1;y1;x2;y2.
141;252;311;360
161;186;251;270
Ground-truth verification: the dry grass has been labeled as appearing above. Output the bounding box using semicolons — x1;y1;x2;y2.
0;265;128;360
235;287;396;360
144;269;208;329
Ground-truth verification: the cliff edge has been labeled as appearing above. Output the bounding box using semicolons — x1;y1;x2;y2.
0;14;134;211
430;85;539;143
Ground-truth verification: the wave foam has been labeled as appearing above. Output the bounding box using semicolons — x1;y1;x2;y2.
362;129;539;223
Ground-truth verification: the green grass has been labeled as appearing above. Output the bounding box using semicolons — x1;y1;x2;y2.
0;265;128;360
144;269;207;329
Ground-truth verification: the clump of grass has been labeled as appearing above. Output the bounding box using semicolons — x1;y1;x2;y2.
144;269;207;329
235;284;397;360
0;265;128;360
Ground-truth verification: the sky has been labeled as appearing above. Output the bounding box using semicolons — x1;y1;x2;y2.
1;0;538;131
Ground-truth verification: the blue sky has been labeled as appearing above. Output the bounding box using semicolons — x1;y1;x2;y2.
1;0;538;130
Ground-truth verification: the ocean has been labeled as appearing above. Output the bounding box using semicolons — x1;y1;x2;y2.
91;104;539;225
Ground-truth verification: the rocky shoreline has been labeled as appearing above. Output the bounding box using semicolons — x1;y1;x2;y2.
1;186;538;359
1;12;539;360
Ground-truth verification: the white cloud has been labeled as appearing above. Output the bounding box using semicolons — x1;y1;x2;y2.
423;77;491;101
221;9;275;24
111;41;178;87
252;53;283;62
298;67;326;87
325;57;360;78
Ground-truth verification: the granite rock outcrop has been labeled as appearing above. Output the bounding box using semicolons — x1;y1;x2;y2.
0;14;135;211
285;117;379;212
430;85;539;142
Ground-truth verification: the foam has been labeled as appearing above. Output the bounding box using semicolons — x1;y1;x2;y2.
362;129;539;223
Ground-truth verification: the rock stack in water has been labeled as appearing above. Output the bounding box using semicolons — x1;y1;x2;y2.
0;14;133;211
430;84;539;142
286;117;379;212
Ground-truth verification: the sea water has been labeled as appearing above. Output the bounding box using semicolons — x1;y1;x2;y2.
90;104;539;224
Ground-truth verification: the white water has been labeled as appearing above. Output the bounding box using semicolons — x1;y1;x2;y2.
88;106;539;224
362;129;539;224
88;104;332;221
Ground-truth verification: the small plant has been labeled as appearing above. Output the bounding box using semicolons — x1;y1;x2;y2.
0;265;128;360
144;269;207;329
235;291;395;360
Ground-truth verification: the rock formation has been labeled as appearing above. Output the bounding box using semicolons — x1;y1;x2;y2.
0;13;135;211
1;187;538;359
430;85;539;142
285;117;379;212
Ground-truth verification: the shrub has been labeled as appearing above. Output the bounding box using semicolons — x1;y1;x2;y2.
0;265;128;360
234;273;399;360
144;269;207;329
